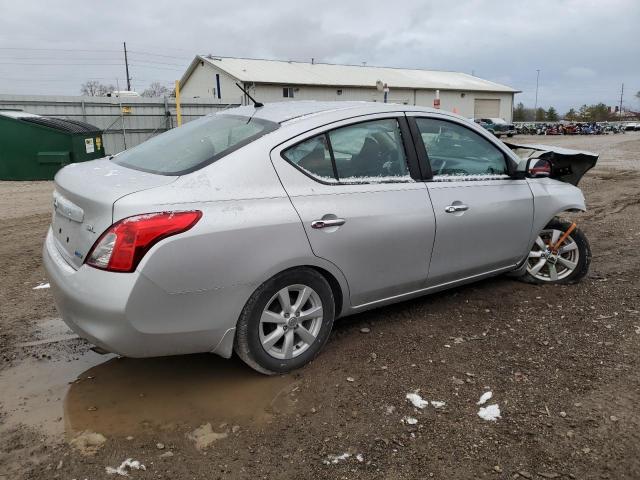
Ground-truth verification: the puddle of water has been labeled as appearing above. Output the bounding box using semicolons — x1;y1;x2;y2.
1;330;295;440
0;351;111;437
63;354;295;437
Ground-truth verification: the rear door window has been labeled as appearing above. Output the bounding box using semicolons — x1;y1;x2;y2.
282;134;337;182
112;114;278;175
282;118;412;183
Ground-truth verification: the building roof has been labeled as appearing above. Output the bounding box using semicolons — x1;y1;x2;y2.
182;55;519;93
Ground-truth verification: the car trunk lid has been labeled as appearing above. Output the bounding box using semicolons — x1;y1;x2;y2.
52;158;178;269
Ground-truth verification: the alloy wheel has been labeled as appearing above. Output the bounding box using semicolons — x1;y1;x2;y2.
258;284;323;360
527;228;580;282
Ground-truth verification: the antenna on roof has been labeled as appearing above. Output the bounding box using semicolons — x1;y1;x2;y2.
235;83;264;108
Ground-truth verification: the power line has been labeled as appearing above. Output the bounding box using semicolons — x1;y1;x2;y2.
0;62;125;66
0;47;122;53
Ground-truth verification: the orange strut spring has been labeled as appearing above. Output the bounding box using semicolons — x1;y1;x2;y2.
551;222;577;253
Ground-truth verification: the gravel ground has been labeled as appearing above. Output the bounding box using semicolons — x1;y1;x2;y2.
0;133;639;479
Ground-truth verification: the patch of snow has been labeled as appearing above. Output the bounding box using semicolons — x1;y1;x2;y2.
356;453;364;462
338;175;414;184
477;391;493;405
432;174;511;182
478;404;501;422
105;458;146;476
430;401;446;409
402;416;418;425
33;283;50;290
406;392;429;409
323;452;351;465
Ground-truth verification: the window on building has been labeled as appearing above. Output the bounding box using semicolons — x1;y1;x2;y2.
283;87;294;98
414;118;509;178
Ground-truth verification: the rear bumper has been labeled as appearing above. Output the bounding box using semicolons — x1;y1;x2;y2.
42;228;240;358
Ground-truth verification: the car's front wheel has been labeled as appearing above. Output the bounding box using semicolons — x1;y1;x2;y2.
234;268;335;375
523;218;591;284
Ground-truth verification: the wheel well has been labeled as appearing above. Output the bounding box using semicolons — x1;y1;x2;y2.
307;266;344;318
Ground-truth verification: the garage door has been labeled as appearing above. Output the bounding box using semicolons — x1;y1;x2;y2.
474;99;501;118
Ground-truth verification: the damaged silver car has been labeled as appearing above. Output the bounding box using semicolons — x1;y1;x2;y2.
43;102;596;374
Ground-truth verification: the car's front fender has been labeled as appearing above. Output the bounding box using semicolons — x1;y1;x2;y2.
528;178;586;247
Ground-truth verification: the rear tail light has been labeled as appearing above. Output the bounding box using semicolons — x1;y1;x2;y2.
85;211;202;273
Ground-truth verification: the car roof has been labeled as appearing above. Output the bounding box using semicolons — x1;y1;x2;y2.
220;101;441;124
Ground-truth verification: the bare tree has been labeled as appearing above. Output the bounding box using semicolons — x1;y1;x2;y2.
141;82;170;98
80;80;115;96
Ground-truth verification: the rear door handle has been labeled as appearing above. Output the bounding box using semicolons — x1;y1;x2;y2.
445;204;469;213
311;218;346;229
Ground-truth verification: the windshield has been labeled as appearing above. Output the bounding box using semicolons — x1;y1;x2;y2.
112;114;279;175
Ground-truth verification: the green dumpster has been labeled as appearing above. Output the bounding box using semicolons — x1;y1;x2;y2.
0;110;105;180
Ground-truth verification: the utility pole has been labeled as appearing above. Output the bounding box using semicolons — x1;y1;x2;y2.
619;82;624;121
534;69;540;112
123;42;131;91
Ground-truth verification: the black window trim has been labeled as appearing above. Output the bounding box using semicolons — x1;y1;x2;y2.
280;115;422;186
407;116;518;181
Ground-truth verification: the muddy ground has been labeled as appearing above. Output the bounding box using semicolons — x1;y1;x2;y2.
0;133;639;479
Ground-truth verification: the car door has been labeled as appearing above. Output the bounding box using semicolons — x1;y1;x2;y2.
407;114;534;285
270;115;436;307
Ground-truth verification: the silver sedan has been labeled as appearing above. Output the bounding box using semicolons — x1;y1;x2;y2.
43;102;593;374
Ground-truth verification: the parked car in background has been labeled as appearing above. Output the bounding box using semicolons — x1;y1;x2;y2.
44;102;595;375
474;117;515;137
624;122;638;131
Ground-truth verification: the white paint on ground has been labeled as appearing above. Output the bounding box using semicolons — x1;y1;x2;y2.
33;283;50;290
324;452;351;464
406;392;429;409
478;404;501;422
105;458;146;476
430;400;446;408
477;391;493;405
402;416;418;425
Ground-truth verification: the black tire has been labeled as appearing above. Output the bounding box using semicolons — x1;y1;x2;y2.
234;268;335;375
521;218;591;285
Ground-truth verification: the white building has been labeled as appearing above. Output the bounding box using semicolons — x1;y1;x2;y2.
179;56;519;121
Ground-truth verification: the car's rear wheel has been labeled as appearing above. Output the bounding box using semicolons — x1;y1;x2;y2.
523;218;591;284
234;268;335;375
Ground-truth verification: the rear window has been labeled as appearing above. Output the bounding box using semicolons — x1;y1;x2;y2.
112;114;279;175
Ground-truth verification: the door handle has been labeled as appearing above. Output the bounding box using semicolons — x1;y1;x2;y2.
445;204;469;213
311;218;346;229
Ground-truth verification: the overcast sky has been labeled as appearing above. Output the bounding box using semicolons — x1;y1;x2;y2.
0;0;638;113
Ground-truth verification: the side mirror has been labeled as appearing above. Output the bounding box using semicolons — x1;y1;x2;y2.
526;157;552;178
